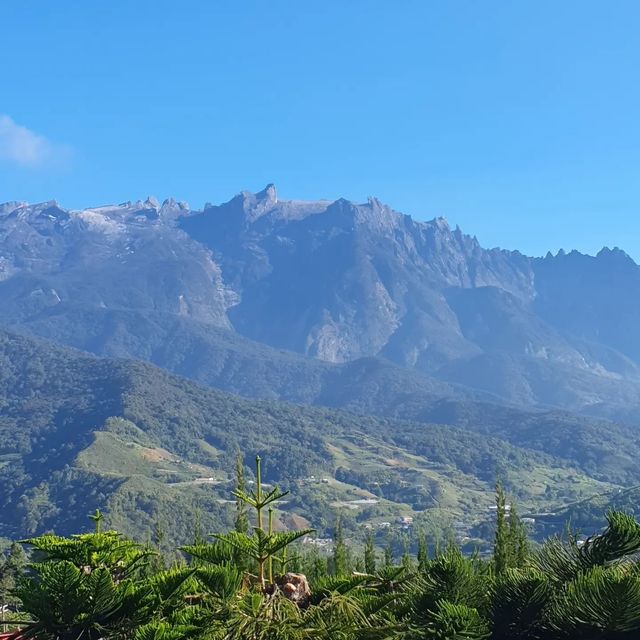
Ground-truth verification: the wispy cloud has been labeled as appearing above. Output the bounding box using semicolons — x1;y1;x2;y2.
0;114;70;168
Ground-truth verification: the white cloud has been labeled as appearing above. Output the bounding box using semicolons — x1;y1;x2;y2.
0;114;69;168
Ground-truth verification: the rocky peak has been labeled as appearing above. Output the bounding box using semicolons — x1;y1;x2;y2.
432;216;451;232
159;197;190;219
237;183;278;221
259;183;278;204
2;200;65;222
596;246;636;266
0;200;26;214
145;196;160;209
317;195;401;232
160;196;189;211
361;196;399;228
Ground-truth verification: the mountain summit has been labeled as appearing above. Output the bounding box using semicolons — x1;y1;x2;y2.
2;186;640;421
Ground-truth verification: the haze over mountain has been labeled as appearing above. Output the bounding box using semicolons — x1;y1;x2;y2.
2;186;640;424
0;328;631;546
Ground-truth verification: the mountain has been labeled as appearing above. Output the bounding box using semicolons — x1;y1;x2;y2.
2;187;640;421
0;198;230;329
183;187;640;420
0;329;630;547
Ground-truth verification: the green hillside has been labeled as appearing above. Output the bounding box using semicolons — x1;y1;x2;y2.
15;307;640;487
0;329;628;548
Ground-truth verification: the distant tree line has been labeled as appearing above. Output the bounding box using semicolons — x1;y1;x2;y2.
1;456;640;639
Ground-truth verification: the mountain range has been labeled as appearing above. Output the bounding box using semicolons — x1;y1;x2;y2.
2;185;639;543
3;185;640;420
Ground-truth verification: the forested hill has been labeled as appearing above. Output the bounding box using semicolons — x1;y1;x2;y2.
0;329;636;547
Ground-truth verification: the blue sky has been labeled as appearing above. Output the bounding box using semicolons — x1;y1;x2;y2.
1;1;639;258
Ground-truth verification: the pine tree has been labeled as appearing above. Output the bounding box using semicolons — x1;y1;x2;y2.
494;481;509;576
508;499;530;568
214;455;313;588
0;553;8;604
89;508;104;533
15;521;194;640
417;530;429;570
287;549;302;573
401;534;412;569
332;516;349;576
364;529;376;574
149;516;168;573
384;535;394;568
301;548;328;584
312;553;328;582
1;541;26;618
234;452;249;535
5;542;26;578
267;507;274;582
154;519;166;552
192;507;205;546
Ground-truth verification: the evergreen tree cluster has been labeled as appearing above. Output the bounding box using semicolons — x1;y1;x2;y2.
3;458;640;639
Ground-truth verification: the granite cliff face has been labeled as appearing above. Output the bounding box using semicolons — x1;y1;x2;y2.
2;185;640;420
0;198;232;329
182;186;536;367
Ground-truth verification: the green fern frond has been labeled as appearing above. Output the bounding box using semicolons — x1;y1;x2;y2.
180;541;235;566
194;565;243;600
545;565;640;635
422;600;490;640
491;567;551;639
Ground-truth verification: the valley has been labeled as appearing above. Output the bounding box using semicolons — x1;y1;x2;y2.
2;187;640;548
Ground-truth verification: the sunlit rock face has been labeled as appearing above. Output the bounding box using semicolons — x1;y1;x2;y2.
3;185;640;416
0;197;232;330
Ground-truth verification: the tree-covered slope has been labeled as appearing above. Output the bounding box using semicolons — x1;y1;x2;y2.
0;329;632;547
8;303;639;486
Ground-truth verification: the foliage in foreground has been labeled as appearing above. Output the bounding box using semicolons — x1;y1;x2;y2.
5;459;640;639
